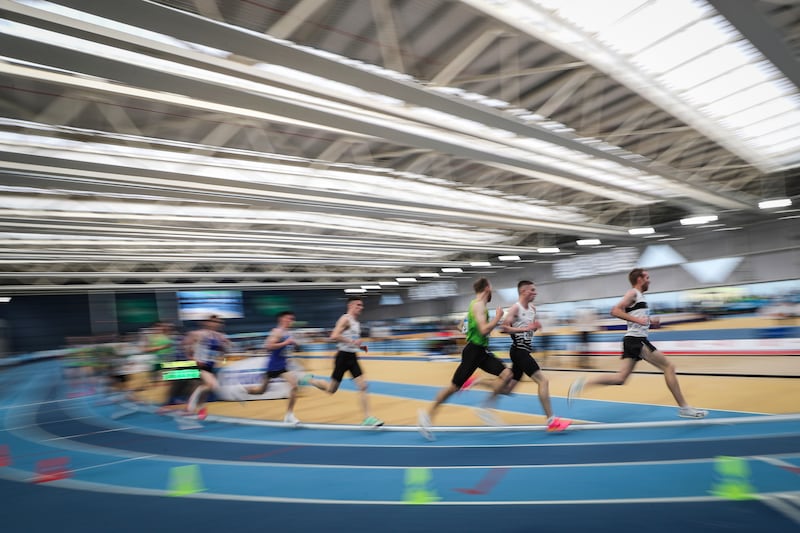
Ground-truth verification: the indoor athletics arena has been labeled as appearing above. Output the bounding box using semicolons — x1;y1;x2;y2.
0;1;799;532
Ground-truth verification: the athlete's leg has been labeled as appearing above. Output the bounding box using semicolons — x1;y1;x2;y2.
428;383;459;421
247;375;271;395
284;371;299;414
640;346;689;408
591;357;637;386
352;374;371;419
530;370;553;419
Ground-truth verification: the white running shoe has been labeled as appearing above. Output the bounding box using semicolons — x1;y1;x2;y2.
679;407;708;418
417;409;434;441
176;415;202;430
232;384;249;405
283;412;300;426
475;407;501;427
568;377;586;406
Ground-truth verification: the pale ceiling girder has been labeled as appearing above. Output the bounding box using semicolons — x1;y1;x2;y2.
313;139;352;167
370;0;405;74
94;101;145;143
191;0;223;21
403;152;439;174
430;28;504;86
534;68;596;119
33;92;90;127
242;127;277;155
267;0;329;41
591;204;631;226
455;60;586;85
194;122;245;154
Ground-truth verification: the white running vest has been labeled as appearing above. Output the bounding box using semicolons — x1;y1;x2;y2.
625;289;649;338
337;316;361;352
509;302;536;351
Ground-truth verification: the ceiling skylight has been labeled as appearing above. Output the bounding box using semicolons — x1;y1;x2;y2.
465;0;800;172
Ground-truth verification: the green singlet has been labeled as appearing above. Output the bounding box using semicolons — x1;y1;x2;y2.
465;298;489;347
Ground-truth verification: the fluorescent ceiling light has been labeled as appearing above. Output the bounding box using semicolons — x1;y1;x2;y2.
576;239;601;246
628;227;656;235
0;128;634;238
419;272;440;277
469;262;492;267
441;267;464;273
344;288;366;293
360;285;382;290
396;277;417;282
680;215;719;225
759;198;792;209
378;281;400;286
0;297;11;303
497;255;521;261
536;247;560;253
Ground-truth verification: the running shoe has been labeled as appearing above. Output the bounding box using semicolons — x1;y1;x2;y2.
362;416;384;427
176;415;202;430
232;384;249;405
283;412;300;426
475;407;501;426
678;407;708;418
546;417;572;432
197;407;208;421
417;409;435;441
567;377;586;406
298;373;312;386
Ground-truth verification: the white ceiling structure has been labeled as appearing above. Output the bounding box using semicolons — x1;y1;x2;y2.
0;0;798;294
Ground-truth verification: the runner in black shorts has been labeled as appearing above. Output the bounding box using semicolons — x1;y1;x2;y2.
245;311;302;425
417;277;512;440
482;280;570;431
568;268;707;419
305;297;383;426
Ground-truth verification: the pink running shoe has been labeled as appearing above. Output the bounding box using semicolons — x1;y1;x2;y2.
547;417;572;432
197;407;208;421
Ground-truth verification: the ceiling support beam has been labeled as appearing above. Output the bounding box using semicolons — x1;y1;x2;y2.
370;0;405;74
268;0;329;40
535;68;595;118
34;93;90;126
191;0;223;21
430;29;504;86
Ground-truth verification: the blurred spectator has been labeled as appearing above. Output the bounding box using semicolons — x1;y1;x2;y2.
574;307;598;369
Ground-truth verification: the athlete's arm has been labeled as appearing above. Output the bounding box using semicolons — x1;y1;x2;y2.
182;331;198;359
473;300;504;336
611;289;647;325
499;303;520;334
264;327;285;351
329;315;360;347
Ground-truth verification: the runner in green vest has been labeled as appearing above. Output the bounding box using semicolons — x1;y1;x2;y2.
417;277;511;440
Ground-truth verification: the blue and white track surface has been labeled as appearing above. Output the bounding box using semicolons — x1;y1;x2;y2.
2;361;799;533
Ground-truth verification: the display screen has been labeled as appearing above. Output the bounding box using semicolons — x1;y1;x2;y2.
177;290;244;320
